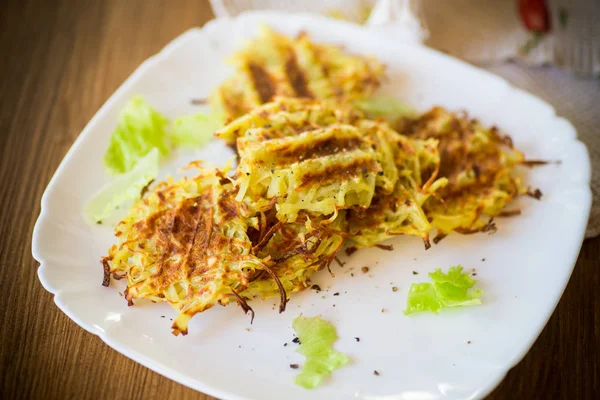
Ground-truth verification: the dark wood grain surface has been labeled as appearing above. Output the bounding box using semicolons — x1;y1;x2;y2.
1;1;598;399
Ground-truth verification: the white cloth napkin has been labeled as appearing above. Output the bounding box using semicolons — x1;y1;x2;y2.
209;0;599;237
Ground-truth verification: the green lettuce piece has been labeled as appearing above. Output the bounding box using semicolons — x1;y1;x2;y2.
85;148;159;224
292;315;349;389
104;96;169;174
171;112;224;148
354;96;416;121
404;266;482;315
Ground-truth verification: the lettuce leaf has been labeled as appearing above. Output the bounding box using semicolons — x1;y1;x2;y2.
292;315;349;389
104;96;169;174
171;112;224;148
404;265;482;315
354;96;416;121
85;148;159;224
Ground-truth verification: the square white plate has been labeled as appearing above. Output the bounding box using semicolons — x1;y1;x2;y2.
33;11;591;400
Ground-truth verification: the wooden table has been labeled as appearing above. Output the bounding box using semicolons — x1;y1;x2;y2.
1;1;598;398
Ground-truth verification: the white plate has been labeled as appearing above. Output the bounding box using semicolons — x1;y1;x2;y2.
32;11;591;400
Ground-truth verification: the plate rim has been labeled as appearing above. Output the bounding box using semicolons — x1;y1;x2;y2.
32;10;592;400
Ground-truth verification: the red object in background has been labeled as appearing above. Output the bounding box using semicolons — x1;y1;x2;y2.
518;0;551;32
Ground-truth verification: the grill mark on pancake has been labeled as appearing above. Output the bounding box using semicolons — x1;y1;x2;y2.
221;89;246;121
298;158;377;188
285;52;311;98
273;135;363;165
248;62;276;103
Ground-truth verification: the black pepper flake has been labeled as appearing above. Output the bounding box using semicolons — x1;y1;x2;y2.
96;220;102;225
333;292;340;296
404;199;411;206
161;316;165;318
482;258;486;262
412;271;418;275
350;273;354;277
373;370;380;376
361;266;369;273
472;273;477;276
355;337;360;342
311;284;321;291
270;169;275;173
290;364;299;369
377;171;384;176
284;343;288;347
467;340;472;344
246;172;250;176
392;286;398;292
292;337;301;344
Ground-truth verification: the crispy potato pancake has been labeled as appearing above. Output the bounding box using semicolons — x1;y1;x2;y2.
103;162;347;335
103;165;269;335
398;107;526;240
211;26;385;144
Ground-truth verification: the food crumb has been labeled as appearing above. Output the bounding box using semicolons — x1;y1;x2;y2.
290;364;299;369
245;328;251;332
292;337;301;344
321;295;326;299
466;340;472;344
118;292;123;296
392;286;399;292
283;343;288;347
412;271;418;275
355;337;360;342
238;345;241;348
482;258;486;262
373;370;380;376
361;266;369;273
333;292;340;296
380;308;386;313
346;247;358;256
333;304;336;307
351;273;354;277
311;284;321;292
472;273;477;276
160;316;165;318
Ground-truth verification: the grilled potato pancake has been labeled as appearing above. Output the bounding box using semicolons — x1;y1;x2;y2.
211;26;385;144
